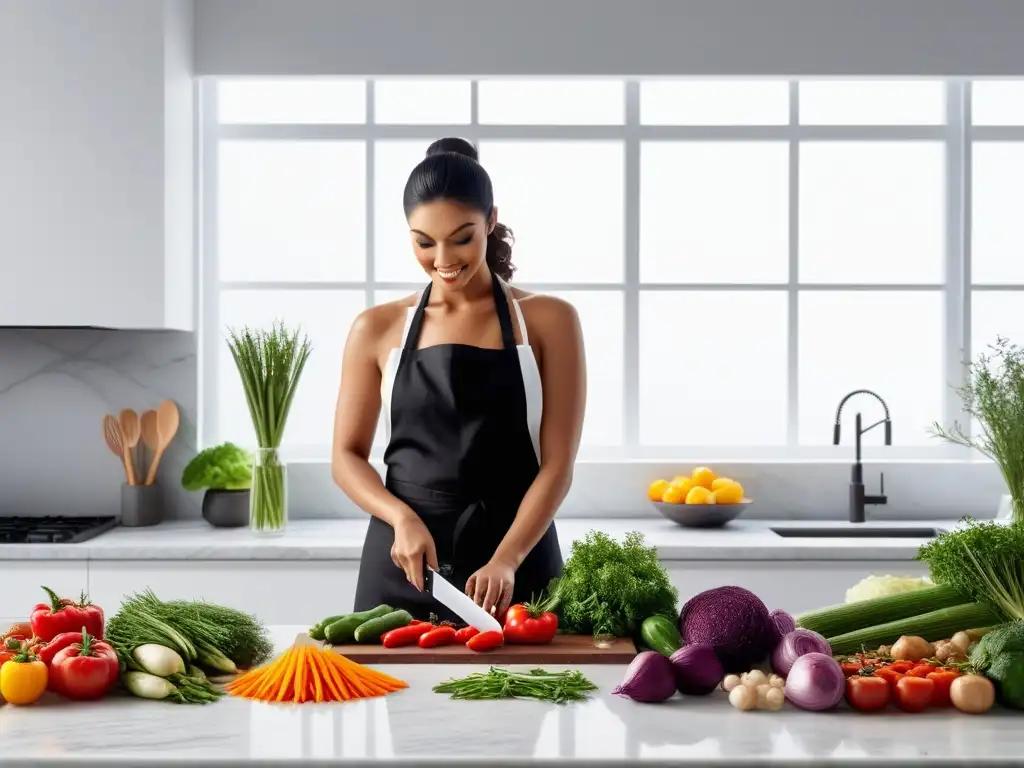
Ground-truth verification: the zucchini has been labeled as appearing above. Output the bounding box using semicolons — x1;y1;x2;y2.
323;605;393;644
826;602;1002;654
353;610;414;644
640;615;683;657
796;583;970;638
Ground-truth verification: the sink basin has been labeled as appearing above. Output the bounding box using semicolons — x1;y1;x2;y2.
770;526;945;539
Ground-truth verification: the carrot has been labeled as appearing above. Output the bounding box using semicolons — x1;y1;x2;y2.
313;650;346;701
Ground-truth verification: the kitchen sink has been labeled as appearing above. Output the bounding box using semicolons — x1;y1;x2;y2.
770;526;945;539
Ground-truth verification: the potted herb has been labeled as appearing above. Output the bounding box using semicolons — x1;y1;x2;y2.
931;336;1024;525
226;322;312;534
181;443;254;528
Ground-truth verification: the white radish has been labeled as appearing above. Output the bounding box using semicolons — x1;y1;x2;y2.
122;671;179;700
132;644;186;678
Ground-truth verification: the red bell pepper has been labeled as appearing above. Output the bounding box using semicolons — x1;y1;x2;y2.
49;628;119;700
30;587;104;642
503;596;558;644
38;632;84;667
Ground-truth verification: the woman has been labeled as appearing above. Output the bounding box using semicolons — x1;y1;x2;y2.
333;137;586;621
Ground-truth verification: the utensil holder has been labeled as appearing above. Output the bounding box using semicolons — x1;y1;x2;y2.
120;483;163;528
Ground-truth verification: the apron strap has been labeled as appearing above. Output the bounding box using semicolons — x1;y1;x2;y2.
402;283;433;352
491;273;517;350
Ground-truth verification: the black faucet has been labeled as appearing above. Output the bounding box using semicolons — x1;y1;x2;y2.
833;389;891;523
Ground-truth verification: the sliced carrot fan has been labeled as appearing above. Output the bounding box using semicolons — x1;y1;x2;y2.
226;643;408;703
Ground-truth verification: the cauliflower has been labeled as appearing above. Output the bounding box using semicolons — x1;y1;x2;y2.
845;574;933;604
181;443;253;492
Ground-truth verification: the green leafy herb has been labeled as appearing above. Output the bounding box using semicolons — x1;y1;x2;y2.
547;530;678;638
968;620;1024;710
433;667;598;705
931;336;1024;524
226;322;312;531
181;442;253;492
915;518;1024;621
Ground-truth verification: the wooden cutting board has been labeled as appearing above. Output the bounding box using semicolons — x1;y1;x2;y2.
294;632;636;664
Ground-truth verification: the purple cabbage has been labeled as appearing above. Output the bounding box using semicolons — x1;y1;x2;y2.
678;586;777;674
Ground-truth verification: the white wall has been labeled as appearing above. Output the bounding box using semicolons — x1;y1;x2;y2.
195;0;1024;77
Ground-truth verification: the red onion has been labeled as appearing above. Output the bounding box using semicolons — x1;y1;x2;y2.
612;651;677;703
669;644;723;695
770;609;796;639
784;652;845;711
771;629;831;677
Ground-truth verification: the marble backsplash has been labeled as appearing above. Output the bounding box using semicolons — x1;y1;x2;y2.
0;328;201;520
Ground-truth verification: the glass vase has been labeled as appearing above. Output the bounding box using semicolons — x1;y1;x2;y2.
250;448;288;535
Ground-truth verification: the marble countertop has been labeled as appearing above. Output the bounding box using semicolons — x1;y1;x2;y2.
0;518;963;563
1;626;1021;767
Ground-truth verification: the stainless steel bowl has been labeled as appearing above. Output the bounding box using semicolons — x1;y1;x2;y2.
651;499;752;529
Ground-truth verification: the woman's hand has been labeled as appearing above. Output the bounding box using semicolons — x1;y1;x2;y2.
391;515;438;592
465;559;516;616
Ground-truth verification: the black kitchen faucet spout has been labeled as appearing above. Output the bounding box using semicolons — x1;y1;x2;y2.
834;390;891;523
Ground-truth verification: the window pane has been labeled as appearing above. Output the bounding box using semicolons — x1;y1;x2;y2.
639;291;788;446
479;141;624;282
640;80;789;125
799;80;945;125
798;291;943;446
217;79;366;124
477;80;625;125
547;291;623;447
374;80;471;125
972;291;1024;362
219;141;366;282
972;143;1024;284
972;81;1024;126
218;290;366;456
374;140;435;282
641;143;789;283
799;142;944;284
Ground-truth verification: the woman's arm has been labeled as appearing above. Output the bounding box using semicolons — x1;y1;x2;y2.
332;309;417;531
492;296;587;572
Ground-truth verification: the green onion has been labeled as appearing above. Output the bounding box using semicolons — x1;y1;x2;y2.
226;322;312;532
826;602;1002;654
433;667;598;705
796;583;971;638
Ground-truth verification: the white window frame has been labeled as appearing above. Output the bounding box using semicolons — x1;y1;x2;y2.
197;78;1022;470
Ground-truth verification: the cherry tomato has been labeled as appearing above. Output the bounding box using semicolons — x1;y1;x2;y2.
417;626;458;649
466;630;504;653
887;661;915;674
841;662;863;677
894;676;935;712
926;670;960;707
454;626;480;644
846;675;890;711
907;664;936;678
874;667;905;686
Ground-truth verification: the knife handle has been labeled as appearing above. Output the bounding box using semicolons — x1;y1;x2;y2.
422;553;433;592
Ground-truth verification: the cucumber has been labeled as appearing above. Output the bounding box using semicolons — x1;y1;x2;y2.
353;610;415;644
309;613;349;641
323;605;393;644
641;615;683;658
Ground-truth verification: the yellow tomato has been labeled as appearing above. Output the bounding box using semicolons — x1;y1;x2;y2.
661;482;690;504
713;481;744;505
691;466;717;489
0;656;48;705
685;486;716;505
647;479;670;502
711;477;734;491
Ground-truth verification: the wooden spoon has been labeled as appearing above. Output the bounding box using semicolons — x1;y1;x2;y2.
145;399;180;486
119;408;141;486
102;414;130;484
140;408;159;482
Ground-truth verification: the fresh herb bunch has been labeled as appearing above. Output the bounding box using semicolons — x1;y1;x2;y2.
930;336;1024;524
226;322;312;531
916;518;1024;621
433;667;598;705
547;530;679;638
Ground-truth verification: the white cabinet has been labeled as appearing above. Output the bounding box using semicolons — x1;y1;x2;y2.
0;560;89;622
666;561;929;615
88;561;361;626
0;1;194;330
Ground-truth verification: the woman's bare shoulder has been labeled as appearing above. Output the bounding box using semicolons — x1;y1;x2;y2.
348;292;419;351
510;289;581;337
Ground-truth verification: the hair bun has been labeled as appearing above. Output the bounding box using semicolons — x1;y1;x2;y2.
425;137;479;162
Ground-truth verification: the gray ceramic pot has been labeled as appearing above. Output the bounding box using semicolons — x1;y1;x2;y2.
202;489;250;528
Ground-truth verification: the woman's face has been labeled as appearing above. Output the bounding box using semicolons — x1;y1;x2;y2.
408;200;495;290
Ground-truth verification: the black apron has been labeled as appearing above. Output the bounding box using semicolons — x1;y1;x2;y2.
353;272;563;620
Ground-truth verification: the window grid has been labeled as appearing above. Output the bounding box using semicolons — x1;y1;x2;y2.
199;79;1024;461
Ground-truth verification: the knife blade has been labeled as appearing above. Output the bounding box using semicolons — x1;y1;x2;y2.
425;567;503;634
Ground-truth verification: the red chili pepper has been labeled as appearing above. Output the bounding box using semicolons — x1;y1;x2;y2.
455;626;480;643
417;626;458;648
503;598;558;644
30;587;104;642
381;622;434;649
467;630;505;653
37;632;84;667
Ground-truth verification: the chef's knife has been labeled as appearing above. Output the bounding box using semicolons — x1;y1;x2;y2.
424;567;503;634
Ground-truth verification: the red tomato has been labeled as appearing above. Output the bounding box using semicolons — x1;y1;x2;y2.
926;670;960;707
846;675;890;711
887;661;915;674
49;631;119;700
874;667;905;686
894;676;934;712
503;603;558;644
907;664;936;678
841;662;863;677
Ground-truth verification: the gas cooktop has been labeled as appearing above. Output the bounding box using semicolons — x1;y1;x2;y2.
0;516;118;544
